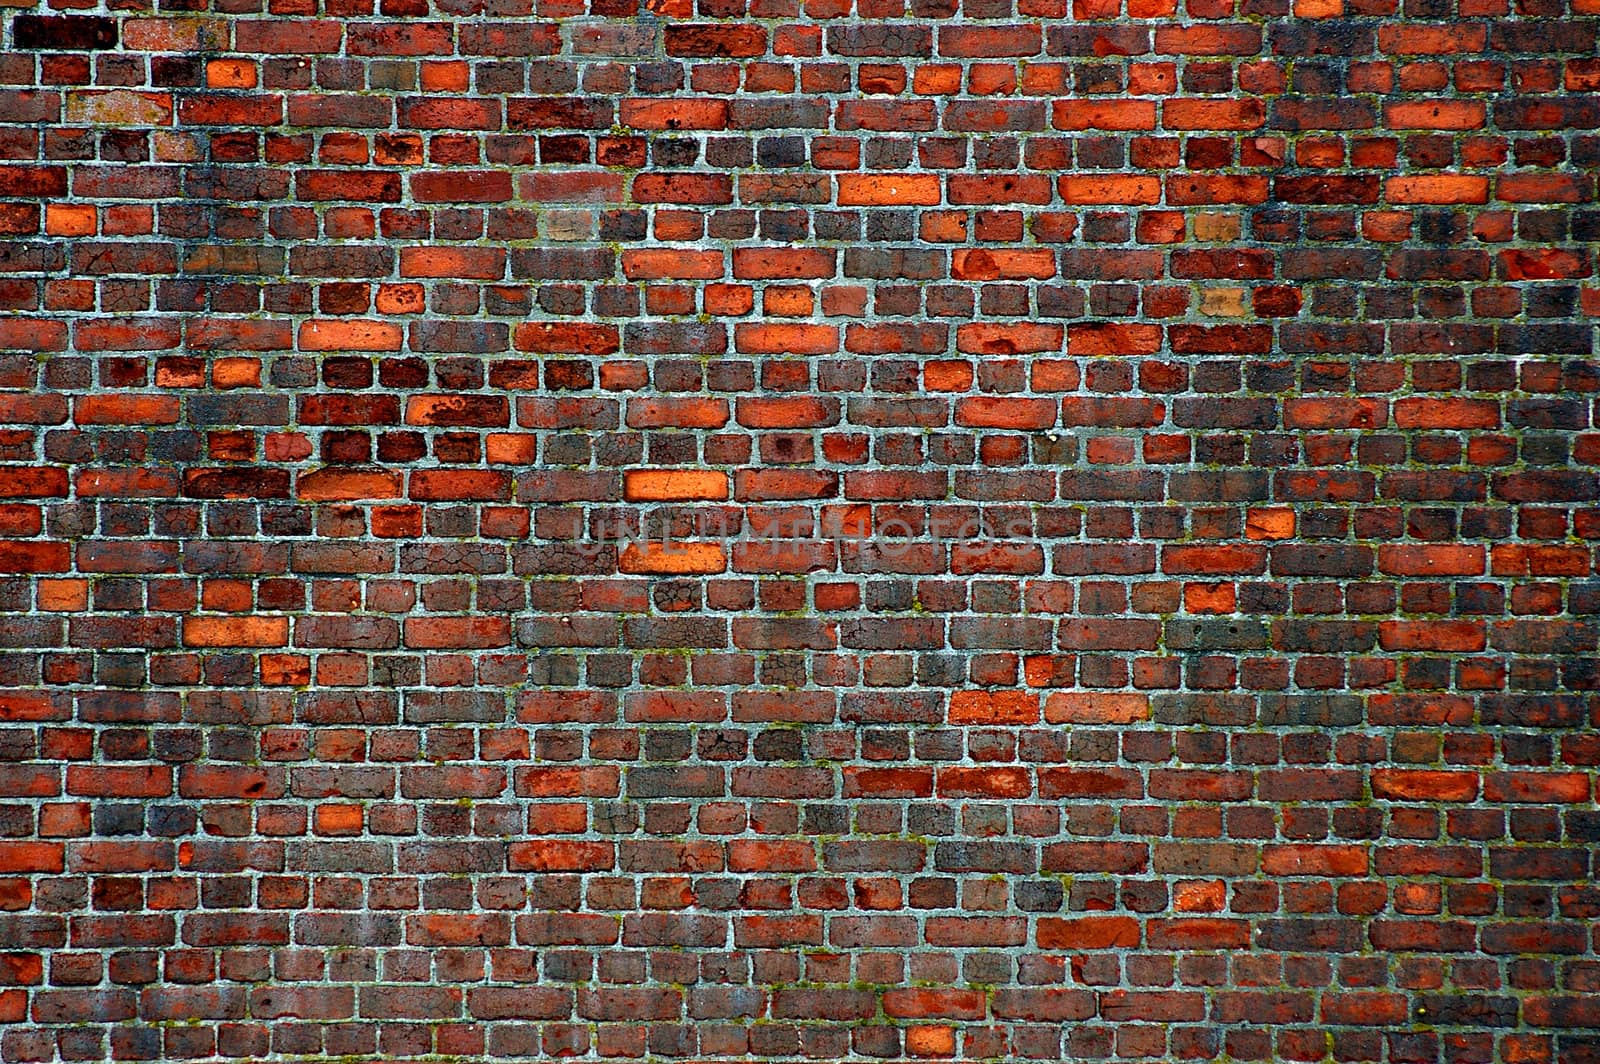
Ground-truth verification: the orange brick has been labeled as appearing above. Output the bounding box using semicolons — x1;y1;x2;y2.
1385;174;1490;204
314;804;364;836
296;469;403;501
954;396;1057;429
1184;583;1236;614
951;248;1056;280
956;323;1064;355
619;542;727;575
297;319;404;352
1245;508;1296;540
1173;881;1226;912
206;58;257;88
1163;98;1265;130
620;98;729;129
260;654;311;686
183;616;289;648
1385;99;1485;129
733;323;839;354
948;690;1040;725
1037;916;1141;949
512;322;620;354
836;173;941;206
923;361;973;392
920;210;968;241
375;283;426;314
1053;99;1157;130
37;579;88;611
1371;770;1480;802
1045;692;1151;724
1262;845;1370;877
623;470;730;502
622;249;724;280
1059;174;1161;205
906;1027;956;1058
45;204;95;236
419;60;469;92
1378;544;1485;576
74;395;181;425
485;433;538;464
211;357;260;388
398;246;505;280
1378;620;1487;652
733;247;836;280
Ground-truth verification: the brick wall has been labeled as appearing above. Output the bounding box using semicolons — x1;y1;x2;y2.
2;0;1599;1060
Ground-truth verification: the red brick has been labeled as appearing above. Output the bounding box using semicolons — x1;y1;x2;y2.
1262;845;1370;877
1037;916;1140;949
1371;770;1480;802
620;98;729;130
732;247;836;279
1377;545;1485;576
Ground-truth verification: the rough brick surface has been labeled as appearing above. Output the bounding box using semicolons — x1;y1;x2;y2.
1;0;1598;1060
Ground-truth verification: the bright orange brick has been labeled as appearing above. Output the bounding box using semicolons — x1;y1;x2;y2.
1385;174;1490;204
836;173;941;206
207;58;256;88
1059;174;1161;205
619;542;727;575
183;616;289;648
297;319;404;352
948;690;1040;725
623;470;730;502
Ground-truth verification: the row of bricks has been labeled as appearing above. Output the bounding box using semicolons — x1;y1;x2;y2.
5;941;1592;997
2;574;1590;614
8;15;1593;59
3;135;1595;178
0;1024;1591;1064
6;238;1599;288
2;305;1597;350
7;166;1595;205
10;655;1591;699
9;352;1597;393
0;909;1590;956
11;715;1590;765
0;1026;1590;1064
11;57;1600;101
10;91;1598;135
0;759;1592;801
4;391;1592;428
2;469;1593;508
3;803;1592;855
5;784;1595;836
0;834;1593;879
9;432;1589;471
8;649;1589;699
1;537;1593;578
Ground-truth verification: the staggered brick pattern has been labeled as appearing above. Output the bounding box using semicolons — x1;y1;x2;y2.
2;0;1599;1060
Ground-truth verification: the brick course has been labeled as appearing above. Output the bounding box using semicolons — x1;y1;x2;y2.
1;0;1599;1060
